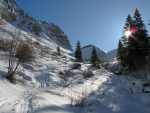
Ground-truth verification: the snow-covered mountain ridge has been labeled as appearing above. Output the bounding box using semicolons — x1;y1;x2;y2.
0;0;72;50
81;45;117;61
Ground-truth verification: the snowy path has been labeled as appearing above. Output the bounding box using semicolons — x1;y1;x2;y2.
85;71;150;113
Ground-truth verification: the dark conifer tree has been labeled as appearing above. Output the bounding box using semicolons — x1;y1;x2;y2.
91;46;99;66
133;8;149;57
75;40;82;62
117;40;123;59
123;14;133;30
120;15;133;68
57;46;61;55
119;9;149;70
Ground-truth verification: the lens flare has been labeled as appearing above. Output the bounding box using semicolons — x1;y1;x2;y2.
125;30;131;38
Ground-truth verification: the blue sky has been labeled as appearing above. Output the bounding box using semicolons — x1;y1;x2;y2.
16;0;150;51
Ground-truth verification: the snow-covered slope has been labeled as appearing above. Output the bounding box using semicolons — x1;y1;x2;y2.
81;45;117;61
0;19;150;113
0;0;72;51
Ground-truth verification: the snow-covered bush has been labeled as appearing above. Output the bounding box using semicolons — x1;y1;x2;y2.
82;70;94;78
69;89;89;107
59;70;76;87
71;63;81;69
59;71;69;87
102;60;122;75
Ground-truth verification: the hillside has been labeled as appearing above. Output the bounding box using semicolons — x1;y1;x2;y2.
0;0;72;51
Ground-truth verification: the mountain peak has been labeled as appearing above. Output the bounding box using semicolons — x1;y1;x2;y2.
81;45;116;61
81;45;94;49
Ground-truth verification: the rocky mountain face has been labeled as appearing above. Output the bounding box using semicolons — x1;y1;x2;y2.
0;0;72;50
81;45;117;61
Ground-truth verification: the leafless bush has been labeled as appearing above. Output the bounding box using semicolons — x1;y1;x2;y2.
1;9;16;22
5;29;21;83
5;29;34;83
71;63;81;69
0;39;11;51
0;18;5;25
82;70;94;78
33;41;41;47
59;71;69;87
59;70;80;88
69;89;89;107
16;42;34;63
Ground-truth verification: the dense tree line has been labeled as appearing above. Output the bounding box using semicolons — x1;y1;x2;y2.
117;9;150;71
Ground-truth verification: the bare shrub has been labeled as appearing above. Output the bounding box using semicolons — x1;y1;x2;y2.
5;29;34;83
33;41;41;47
1;10;16;22
16;42;34;63
57;46;61;56
69;89;89;107
59;70;80;88
71;63;81;69
59;71;69;87
0;18;5;25
82;70;94;78
0;39;11;51
5;29;21;83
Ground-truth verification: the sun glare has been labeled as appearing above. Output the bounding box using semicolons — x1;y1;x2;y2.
125;30;131;38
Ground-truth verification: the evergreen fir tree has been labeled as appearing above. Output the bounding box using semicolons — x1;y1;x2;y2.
133;8;149;57
57;46;61;55
91;46;99;66
119;9;150;71
117;40;123;59
123;14;133;31
122;14;133;46
120;15;133;68
134;9;147;32
75;40;82;62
